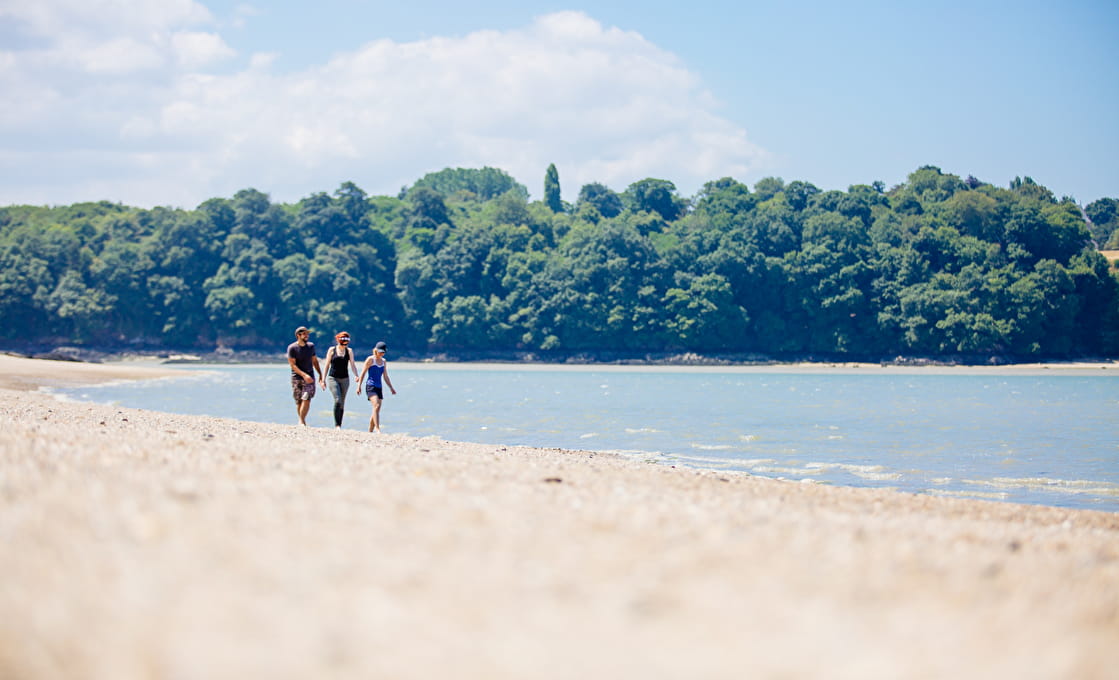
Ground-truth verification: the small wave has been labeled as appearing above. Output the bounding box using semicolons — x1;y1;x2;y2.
806;462;883;473
963;477;1119;497
666;456;765;467
804;462;902;481
602;448;666;457
736;458;777;467
668;454;750;469
739;434;759;442
927;489;1011;501
42;387;84;403
595;448;673;463
579;433;597;439
689;443;732;451
50;371;213;396
752;465;825;476
625;427;661;434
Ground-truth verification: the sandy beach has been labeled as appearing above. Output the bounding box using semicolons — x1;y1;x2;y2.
1;355;1117;679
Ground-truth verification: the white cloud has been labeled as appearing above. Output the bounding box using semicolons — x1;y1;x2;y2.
0;0;214;36
83;37;165;74
171;31;236;68
0;0;218;73
0;5;769;207
229;4;261;30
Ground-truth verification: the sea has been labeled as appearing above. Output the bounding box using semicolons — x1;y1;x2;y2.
50;362;1119;512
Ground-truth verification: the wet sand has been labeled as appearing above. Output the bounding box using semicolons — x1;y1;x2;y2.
1;355;1117;679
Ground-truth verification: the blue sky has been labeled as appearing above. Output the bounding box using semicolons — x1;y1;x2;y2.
1;0;1116;208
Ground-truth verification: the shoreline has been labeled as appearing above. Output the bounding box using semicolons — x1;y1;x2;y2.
1;354;1118;677
0;353;188;392
13;354;1119;510
5;350;1118;383
7;346;1119;370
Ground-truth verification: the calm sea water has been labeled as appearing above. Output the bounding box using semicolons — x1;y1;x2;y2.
52;363;1119;512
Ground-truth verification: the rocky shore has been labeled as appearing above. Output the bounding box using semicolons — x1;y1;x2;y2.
1;355;1117;679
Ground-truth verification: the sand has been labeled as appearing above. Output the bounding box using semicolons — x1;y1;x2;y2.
0;353;187;391
0;355;1117;679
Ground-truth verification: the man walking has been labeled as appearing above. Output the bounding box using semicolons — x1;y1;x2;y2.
287;326;322;426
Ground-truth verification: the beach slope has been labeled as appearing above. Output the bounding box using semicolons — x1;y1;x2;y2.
0;356;1116;679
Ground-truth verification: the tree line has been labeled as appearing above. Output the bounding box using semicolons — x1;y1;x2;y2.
4;164;1119;360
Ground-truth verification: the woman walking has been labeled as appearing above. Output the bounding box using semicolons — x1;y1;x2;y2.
320;331;359;429
356;341;397;433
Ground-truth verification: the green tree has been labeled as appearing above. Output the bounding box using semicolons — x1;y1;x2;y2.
409;167;528;201
663;273;748;350
544;163;563;213
88;239;156;339
1085;198;1118;246
908;166;964;203
231;189;299;257
624;178;684;221
753;177;785;202
487;190;532;229
939;190;1000;242
394;250;440;341
5;162;1116;359
296;192;350;246
692;177;755;215
790;243;876;353
431;295;494;347
147;274;200;344
202;237;281;342
784;180;820;212
0;236;54;335
204;285;257;338
1010;176;1056;203
576;182;623;219
335;181;370;225
48;271;115;340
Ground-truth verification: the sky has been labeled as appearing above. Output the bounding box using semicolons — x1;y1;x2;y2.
1;0;1116;209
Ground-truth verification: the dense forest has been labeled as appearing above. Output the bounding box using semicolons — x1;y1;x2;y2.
4;165;1119;361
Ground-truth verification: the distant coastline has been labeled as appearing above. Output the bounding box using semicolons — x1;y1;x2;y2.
4;345;1118;370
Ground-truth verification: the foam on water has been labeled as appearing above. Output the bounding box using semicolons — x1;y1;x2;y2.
667;453;779;470
963;477;1119;497
751;465;825;476
926;489;1012;501
805;462;903;481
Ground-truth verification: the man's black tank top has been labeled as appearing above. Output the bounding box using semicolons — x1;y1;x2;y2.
328;347;350;379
